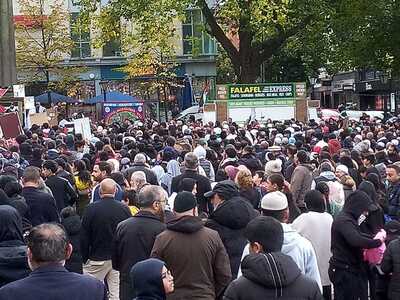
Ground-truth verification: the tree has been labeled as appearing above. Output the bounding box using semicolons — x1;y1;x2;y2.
79;0;330;83
327;0;400;75
15;0;82;92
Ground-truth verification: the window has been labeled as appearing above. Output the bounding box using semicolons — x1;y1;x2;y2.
103;39;122;57
70;13;91;58
182;9;216;55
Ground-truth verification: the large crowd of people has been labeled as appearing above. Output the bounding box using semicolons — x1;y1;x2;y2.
0;113;400;300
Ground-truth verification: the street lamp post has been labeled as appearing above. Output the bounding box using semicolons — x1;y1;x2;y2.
380;72;391;121
99;81;109;121
99;80;108;102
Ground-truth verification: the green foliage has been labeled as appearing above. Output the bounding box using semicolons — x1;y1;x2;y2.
78;0;331;83
77;0;400;83
15;0;83;89
327;0;400;75
216;46;236;83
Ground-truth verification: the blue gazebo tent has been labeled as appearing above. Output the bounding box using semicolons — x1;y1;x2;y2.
84;91;140;104
34;92;77;104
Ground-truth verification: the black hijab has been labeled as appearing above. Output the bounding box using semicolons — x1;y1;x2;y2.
130;258;166;300
0;205;24;243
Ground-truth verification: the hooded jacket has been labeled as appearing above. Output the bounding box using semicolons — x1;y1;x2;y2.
223;253;323;300
205;197;258;278
130;258;166;300
358;181;384;235
330;191;382;272
292;211;333;286
62;215;83;274
238;223;322;290
312;171;337;187
0;206;30;287
328;139;341;155
151;216;231;300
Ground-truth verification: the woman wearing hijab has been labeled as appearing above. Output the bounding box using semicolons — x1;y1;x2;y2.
130;258;174;300
358;180;385;235
366;173;388;214
0;206;30;287
358;180;385;300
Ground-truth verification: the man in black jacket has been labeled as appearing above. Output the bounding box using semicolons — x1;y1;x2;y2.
171;152;212;213
21;166;59;226
81;178;131;300
205;180;258;278
329;190;383;300
223;216;322;300
123;153;158;185
112;185;166;300
386;164;400;220
42;160;77;212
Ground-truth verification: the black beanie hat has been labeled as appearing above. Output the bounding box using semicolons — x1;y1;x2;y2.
174;191;197;213
343;190;372;219
245;216;283;253
304;190;325;213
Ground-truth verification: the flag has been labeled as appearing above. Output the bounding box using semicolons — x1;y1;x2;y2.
0;88;9;98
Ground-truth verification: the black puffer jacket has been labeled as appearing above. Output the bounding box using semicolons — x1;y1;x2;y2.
223;253;323;300
0;206;30;287
62;215;83;274
205;197;258;278
0;241;30;287
330;191;382;272
358;181;384;235
382;238;400;300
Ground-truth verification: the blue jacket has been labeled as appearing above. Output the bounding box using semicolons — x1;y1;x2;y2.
0;264;106;300
388;182;400;220
91;183;124;203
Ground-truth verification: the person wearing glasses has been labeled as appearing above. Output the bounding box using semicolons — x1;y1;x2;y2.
113;185;166;300
130;258;174;300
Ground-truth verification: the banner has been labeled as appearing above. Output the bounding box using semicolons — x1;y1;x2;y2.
30;112;49;126
0;112;23;139
24;96;35;110
13;84;25;98
0;87;9;98
103;102;144;124
73;117;91;140
228;83;295;100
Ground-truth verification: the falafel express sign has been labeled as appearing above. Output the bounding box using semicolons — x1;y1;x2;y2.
227;83;306;108
228;83;295;100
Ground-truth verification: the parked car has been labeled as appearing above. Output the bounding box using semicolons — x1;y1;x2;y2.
177;105;203;121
